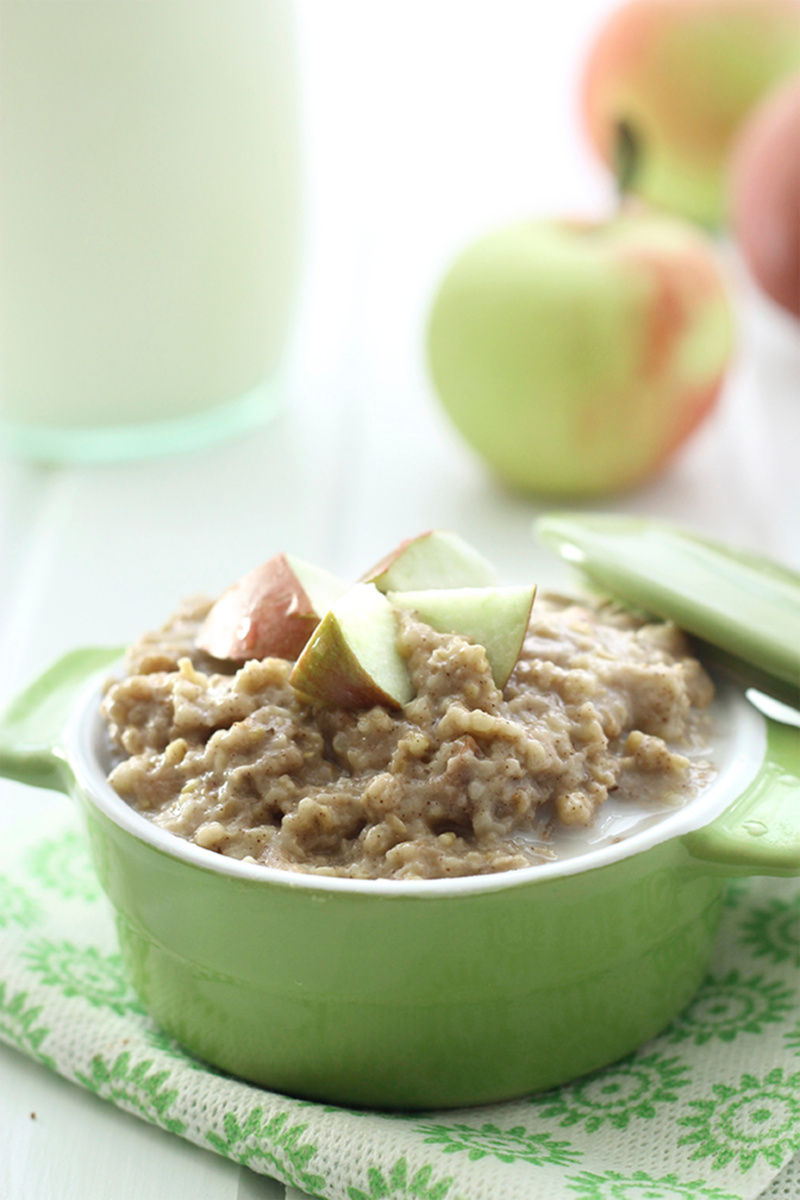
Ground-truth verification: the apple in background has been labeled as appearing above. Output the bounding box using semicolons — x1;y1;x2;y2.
582;0;800;228
363;529;495;592
290;583;413;709
426;211;734;498
729;75;800;320
388;586;537;688
196;553;346;662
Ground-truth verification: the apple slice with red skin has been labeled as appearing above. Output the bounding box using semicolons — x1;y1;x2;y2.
388;585;536;688
289;583;413;709
363;530;495;593
196;553;347;663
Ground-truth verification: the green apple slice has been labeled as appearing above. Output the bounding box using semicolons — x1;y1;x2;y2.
387;585;536;688
197;553;347;663
290;583;413;708
363;530;495;592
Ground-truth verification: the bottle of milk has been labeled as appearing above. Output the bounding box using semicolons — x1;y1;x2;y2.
0;1;303;461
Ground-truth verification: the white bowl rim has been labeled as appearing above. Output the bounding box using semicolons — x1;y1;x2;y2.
65;671;767;898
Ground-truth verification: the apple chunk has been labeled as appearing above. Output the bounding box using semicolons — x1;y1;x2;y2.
196;553;346;662
363;530;495;593
387;585;536;688
289;583;413;709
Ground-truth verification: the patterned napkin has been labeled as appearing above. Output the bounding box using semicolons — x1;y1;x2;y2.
0;798;797;1200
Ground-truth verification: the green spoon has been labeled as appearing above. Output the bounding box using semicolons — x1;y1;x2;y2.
535;513;800;709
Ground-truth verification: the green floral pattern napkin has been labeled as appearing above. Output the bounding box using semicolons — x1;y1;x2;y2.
0;799;797;1200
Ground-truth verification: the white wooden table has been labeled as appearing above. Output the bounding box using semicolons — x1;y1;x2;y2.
0;3;798;1196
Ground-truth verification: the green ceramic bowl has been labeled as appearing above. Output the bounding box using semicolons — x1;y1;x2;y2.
0;647;798;1110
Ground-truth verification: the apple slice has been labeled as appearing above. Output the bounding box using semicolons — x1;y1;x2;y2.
196;553;347;662
289;583;413;708
363;530;495;593
387;585;536;688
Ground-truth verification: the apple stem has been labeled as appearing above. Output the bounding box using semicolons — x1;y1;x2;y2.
614;119;640;202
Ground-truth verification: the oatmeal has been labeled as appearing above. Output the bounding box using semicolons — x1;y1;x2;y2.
101;591;714;880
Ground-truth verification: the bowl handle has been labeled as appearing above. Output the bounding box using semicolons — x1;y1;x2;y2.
0;648;122;792
683;717;800;876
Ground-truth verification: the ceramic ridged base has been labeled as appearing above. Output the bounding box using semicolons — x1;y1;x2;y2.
0;373;284;464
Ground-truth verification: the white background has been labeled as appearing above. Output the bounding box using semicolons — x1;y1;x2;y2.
0;2;798;1196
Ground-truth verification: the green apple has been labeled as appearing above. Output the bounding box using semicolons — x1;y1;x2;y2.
363;529;495;592
582;0;800;228
289;583;413;708
388;585;536;688
196;553;346;662
427;212;734;497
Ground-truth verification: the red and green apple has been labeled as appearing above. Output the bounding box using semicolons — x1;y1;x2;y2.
427;211;734;497
582;0;800;228
729;74;800;320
